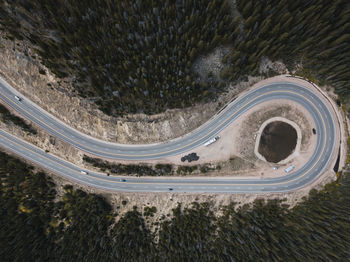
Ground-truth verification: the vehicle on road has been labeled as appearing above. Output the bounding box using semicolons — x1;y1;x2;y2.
14;95;21;101
204;136;220;146
80;170;88;175
119;179;126;182
312;128;316;134
284;165;295;173
0;80;338;193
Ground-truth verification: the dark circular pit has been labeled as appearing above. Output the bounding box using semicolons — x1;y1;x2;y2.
258;121;297;163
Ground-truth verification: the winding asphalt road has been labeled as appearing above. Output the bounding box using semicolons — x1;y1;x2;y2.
0;77;338;193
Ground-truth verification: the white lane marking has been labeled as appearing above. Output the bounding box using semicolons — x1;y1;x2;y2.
0;83;336;193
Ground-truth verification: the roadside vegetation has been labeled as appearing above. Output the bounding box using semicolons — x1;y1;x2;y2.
0;104;37;134
83;155;173;176
83;155;220;176
1;1;350;117
2;150;350;261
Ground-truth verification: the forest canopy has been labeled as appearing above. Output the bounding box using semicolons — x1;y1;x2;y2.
0;0;236;115
1;151;350;261
1;1;350;260
1;0;349;116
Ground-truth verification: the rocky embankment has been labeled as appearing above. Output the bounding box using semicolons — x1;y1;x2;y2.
0;35;263;144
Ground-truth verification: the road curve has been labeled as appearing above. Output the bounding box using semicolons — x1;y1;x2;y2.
0;77;338;193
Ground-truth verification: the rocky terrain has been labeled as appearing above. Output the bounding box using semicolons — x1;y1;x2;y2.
0;35;264;144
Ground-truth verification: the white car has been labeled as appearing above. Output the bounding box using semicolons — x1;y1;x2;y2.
80;170;88;175
15;95;21;101
204;136;220;146
284;165;295;173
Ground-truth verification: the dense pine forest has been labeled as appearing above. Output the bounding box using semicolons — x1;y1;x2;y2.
1;0;350;261
1;151;350;261
0;0;236;115
1;0;349;116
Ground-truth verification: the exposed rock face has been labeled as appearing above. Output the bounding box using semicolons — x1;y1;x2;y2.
0;35;261;144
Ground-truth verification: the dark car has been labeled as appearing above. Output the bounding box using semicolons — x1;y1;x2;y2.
181;152;199;162
168;188;173;191
312;128;316;134
119;179;126;182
